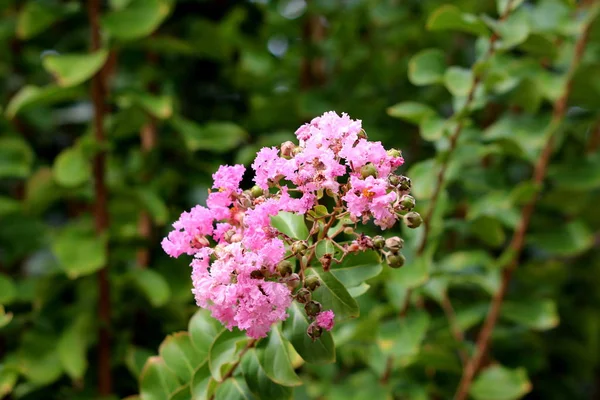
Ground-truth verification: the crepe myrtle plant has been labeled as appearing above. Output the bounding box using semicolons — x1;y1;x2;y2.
162;111;420;340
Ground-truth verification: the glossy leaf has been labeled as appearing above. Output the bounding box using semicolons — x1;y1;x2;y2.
102;0;171;40
208;329;250;382
214;377;256;400
282;302;335;364
528;221;594;257
502;299;559;331
140;357;180;400
191;362;217;400
159;332;204;382
270;211;310;240
470;365;532;400
242;349;293;399
306;268;359;321
189;309;223;361
42;50;108;87
256;326;301;386
330;250;383;288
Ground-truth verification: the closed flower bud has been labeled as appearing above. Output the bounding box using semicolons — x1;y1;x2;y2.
286;273;301;290
307;323;323;341
373;235;385;250
295;288;311;303
281;141;296;158
360;162;378;179
292;242;308;255
260;265;271;278
305;275;321;291
385;236;404;253
388;175;401;187
404;211;423;229
319;253;333;271
277;260;293;277
400;194;415;210
387;148;402;159
343;226;354;235
386;253;406;268
305;300;322;317
358;130;368;140
398;176;412;191
250;185;263;198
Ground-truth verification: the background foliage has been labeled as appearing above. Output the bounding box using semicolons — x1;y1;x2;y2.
1;0;600;399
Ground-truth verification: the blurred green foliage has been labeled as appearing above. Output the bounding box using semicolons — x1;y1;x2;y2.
1;0;600;399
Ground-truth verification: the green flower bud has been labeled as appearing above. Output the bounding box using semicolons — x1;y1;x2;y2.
398;176;412;191
305;300;322;317
373;235;386;250
250;185;263;198
343;226;354;235
305;275;321;291
400;194;415;210
387;148;402;159
307;323;323;341
295;288;311;303
404;211;423;229
291;242;308;255
385;236;404;253
360;162;378;179
277;260;293;277
388;175;401;187
286;273;301;290
386;253;406;269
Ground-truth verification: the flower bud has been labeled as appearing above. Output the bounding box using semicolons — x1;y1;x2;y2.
360;162;378;179
385;236;404;253
230;233;243;243
292;146;302;157
398;176;412;191
343;226;354;235
281;141;296;158
388;175;401;187
292;242;308;255
250;270;264;279
387;148;402;159
358;130;368;140
307;323;323;341
295;288;311;303
404;211;423;229
305;300;322;317
277;260;293;277
286;273;301;290
373;235;385;250
305;275;321;291
260;265;271;278
386;253;406;268
400;194;415;210
319;253;333;271
250;185;263;198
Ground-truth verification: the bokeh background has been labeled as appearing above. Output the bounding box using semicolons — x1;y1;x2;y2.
1;0;600;399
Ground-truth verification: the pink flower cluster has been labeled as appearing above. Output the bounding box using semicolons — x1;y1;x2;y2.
162;111;407;339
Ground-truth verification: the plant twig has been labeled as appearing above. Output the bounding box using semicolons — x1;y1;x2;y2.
88;0;111;395
454;7;598;399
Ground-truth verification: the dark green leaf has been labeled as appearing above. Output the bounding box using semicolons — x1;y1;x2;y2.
282;302;335;364
256;326;301;387
378;310;430;366
214;377;256;400
0;365;18;397
307;268;359;321
427;5;490;36
16;1;78;40
470;365;532;400
0;274;16;305
528;221;594;256
330;250;383;288
242;349;292;399
208;329;249;382
159;332;204;382
502;299;559;330
0;137;34;179
126;347;154;379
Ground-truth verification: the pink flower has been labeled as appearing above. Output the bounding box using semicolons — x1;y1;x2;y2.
342;176;397;229
251;147;295;190
161;205;214;257
212;164;245;193
316;310;335;331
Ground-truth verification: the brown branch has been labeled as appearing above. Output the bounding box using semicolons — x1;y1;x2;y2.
454;7;599;399
586;119;600;154
88;0;111;395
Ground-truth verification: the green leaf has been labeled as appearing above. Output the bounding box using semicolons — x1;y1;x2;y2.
169;385;191;400
408;49;446;86
102;0;171;40
502;299;559;330
487;9;530;49
0;365;18;397
136;188;169;225
172;117;248;153
58;315;91;380
407;159;437;200
497;0;526;15
528;221;594;257
484;114;550;163
0;137;34;179
387;102;436;124
16;1;78;40
256;326;301;386
208;329;250;382
330;250;383;288
270;211;309;240
471;217;506;247
53;147;91;187
140;357;180;400
159;332;204;382
119;92;174;119
132;269;171;307
18;332;64;385
126;346;154;379
282;302;335;364
394;255;431;289
0;306;13;329
0;274;16;305
306;268;359;321
52;224;107;278
214;377;256;400
470;365;532;400
548;155;600;191
444;67;474;97
242;350;292;399
378;310;430;366
189;309;223;361
42;50;108;87
0;197;21;216
191;362;217;400
5;85;83;119
427;5;490;36
419;115;446;142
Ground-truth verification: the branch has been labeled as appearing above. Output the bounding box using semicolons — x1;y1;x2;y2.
454;7;599;399
88;0;111;395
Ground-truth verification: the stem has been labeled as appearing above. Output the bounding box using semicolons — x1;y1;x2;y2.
88;0;111;395
454;8;598;399
209;339;258;399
